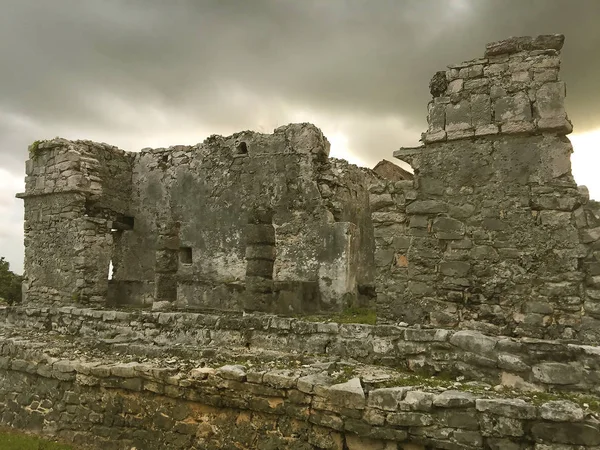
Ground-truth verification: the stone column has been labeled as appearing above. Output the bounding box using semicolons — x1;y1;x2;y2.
244;209;275;312
154;222;180;307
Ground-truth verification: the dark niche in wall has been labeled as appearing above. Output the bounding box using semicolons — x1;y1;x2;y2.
236;141;248;155
179;247;193;265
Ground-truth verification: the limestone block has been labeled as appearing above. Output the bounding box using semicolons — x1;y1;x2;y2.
345;435;391;450
530;422;600;446
245;245;276;261
432;390;475;408
402;391;435;411
445;100;471;132
155;250;178;273
216;365;247;382
485;34;564;57
537;117;573;134
475;398;537;419
469;64;484;78
327;377;366;409
368;387;413;411
404;328;451;342
406;200;448;214
449;330;497;355
263;370;298;389
511;71;531;82
245;225;275;245
539;401;584;422
531;362;582;385
497;354;530;372
432;217;464;239
446;129;474;140
447;79;464;94
423;130;447;143
485;64;507;77
386;411;433;427
502;121;536;134
446;68;459;81
479;414;524;437
439;261;470;277
464;78;490;93
494;92;532;122
536;81;567;119
297;373;333;394
370;193;394;211
427;102;446;132
533;68;558;82
471;94;492;126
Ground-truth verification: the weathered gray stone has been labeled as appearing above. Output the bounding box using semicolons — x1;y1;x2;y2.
476;398;537;419
216;365;247;382
368;387;413;411
531;363;583;385
539;400;584;422
494;92;532;123
450;330;497;355
327;377;366;409
531;422;600;446
402;391;435;411
433;390;475;408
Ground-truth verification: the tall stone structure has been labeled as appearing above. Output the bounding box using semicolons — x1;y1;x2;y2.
390;34;600;342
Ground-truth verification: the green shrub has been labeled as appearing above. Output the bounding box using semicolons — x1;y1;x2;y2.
0;257;22;305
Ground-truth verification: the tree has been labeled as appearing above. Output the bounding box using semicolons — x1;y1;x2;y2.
0;257;22;305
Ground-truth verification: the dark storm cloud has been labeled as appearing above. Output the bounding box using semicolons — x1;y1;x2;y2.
1;0;599;161
1;0;600;272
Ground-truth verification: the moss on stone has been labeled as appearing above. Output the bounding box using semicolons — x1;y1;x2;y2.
300;307;377;325
27;140;44;160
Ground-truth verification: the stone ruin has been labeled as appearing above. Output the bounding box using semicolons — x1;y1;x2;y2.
1;34;599;449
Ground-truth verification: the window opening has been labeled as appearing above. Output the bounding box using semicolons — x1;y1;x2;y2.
179;247;193;265
236;141;248;155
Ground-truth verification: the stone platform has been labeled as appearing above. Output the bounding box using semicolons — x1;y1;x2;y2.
1;305;599;449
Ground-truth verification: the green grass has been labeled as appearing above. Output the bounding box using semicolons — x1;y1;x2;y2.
0;431;74;450
301;307;377;325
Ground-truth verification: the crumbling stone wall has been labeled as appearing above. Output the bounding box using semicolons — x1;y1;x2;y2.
368;174;411;318
424;34;570;143
391;34;600;342
19;125;374;314
17;140;133;305
5;305;600;394
120;124;374;312
0;307;600;450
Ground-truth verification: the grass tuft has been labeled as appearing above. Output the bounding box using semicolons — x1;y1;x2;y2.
0;430;74;450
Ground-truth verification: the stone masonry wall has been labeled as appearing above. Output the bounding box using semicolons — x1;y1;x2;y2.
1;327;599;450
424;34;571;144
17;140;133;305
369;175;412;319
111;124;374;312
4;306;600;394
391;34;600;342
19;125;374;314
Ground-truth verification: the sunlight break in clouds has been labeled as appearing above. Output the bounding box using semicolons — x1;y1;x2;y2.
571;128;600;200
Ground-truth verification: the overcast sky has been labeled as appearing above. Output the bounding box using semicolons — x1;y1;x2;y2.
1;0;599;274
